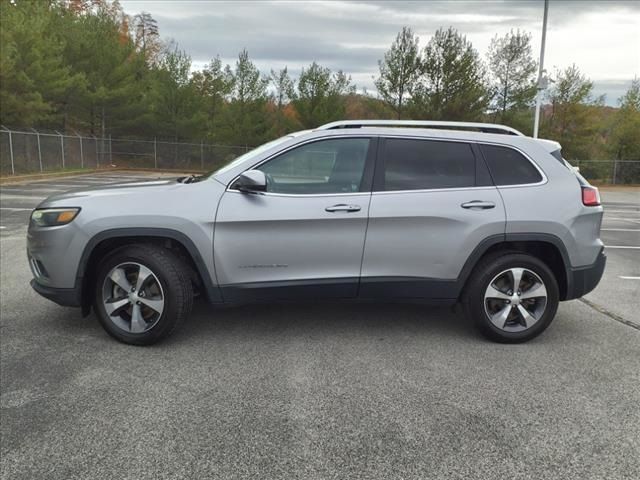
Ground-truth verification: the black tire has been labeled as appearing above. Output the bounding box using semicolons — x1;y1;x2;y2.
463;252;559;343
93;244;193;345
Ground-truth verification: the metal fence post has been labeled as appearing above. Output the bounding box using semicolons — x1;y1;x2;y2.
32;128;43;172
76;131;84;168
8;129;15;175
200;140;204;169
55;131;66;169
109;134;112;165
154;137;157;169
94;136;99;169
612;160;618;185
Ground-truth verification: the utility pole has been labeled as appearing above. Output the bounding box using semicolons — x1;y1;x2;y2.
533;0;549;138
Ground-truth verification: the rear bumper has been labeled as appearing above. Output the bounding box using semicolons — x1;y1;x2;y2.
30;279;81;307
566;249;606;300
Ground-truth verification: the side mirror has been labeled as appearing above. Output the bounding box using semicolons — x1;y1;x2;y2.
234;170;267;193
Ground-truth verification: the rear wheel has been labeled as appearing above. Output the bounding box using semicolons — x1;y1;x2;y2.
464;252;559;343
94;245;193;345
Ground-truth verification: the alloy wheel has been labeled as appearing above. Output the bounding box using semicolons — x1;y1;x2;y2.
101;262;165;334
483;267;548;332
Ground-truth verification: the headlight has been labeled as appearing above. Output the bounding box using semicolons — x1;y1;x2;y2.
31;208;80;227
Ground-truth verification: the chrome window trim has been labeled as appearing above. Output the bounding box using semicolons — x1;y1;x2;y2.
372;186;497;196
225;190;371;198
226;132;548;196
226;135;374;195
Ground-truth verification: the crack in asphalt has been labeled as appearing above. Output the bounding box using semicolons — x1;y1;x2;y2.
579;297;640;331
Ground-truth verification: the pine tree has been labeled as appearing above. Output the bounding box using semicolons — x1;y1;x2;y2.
224;49;269;146
375;27;422;119
294;62;355;128
487;30;537;123
411;27;488;121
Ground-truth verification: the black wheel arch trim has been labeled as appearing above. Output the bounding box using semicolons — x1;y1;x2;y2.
456;232;574;300
75;228;222;312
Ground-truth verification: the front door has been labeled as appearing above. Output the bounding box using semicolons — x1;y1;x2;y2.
214;137;375;301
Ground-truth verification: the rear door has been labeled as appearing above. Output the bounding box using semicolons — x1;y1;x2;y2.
360;136;506;299
214;136;376;301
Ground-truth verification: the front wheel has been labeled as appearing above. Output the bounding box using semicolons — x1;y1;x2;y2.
94;245;193;345
463;252;559;343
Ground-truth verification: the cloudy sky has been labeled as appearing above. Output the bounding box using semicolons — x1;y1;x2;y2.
120;0;640;106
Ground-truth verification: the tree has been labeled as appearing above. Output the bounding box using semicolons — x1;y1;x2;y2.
411;27;488;121
59;3;147;135
487;30;537;123
375;26;422;119
0;1;82;127
609;78;640;182
294;62;355;128
191;56;234;141
270;67;295;109
132;12;161;65
268;67;299;136
541;65;604;161
223;49;269;145
148;43;202;140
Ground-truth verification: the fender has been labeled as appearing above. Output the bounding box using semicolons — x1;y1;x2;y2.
75;227;222;310
456;232;572;299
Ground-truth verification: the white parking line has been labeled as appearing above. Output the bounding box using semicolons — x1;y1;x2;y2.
619;276;640;280
606;245;640;249
0;207;33;211
604;210;640;214
604;217;640;225
0;226;6;229
601;228;640;232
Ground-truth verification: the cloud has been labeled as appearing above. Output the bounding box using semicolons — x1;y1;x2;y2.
121;0;640;105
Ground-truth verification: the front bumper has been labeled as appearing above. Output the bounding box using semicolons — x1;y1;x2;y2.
30;279;81;307
566;248;606;300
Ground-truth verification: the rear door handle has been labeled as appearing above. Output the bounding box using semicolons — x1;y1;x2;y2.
325;204;361;213
461;201;495;210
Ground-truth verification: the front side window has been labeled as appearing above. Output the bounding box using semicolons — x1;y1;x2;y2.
480;144;543;185
258;138;370;194
382;138;476;191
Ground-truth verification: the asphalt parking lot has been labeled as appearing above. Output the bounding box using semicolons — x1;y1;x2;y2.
1;172;639;479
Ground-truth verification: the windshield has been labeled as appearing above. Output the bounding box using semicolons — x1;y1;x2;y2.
205;135;294;178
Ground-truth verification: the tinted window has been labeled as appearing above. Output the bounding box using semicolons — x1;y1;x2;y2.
383;139;476;191
258;138;370;194
480;144;543;185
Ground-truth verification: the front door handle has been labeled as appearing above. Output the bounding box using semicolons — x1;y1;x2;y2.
461;201;496;210
325;204;361;213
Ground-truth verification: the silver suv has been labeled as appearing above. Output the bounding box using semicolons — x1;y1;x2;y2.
27;120;606;345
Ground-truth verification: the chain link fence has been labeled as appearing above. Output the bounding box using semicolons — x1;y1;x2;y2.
571;160;640;185
1;127;639;184
0;127;250;176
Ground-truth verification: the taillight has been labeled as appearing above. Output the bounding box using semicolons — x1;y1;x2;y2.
581;186;601;206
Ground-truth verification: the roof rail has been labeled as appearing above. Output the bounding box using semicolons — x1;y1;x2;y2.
316;120;524;136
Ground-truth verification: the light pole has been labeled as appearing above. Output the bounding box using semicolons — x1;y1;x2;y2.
533;0;549;138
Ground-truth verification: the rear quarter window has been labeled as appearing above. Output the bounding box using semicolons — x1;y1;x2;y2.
480;144;543;185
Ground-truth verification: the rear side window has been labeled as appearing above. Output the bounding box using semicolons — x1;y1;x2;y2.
480;144;543;185
382;139;476;191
